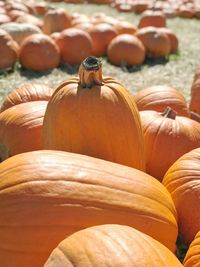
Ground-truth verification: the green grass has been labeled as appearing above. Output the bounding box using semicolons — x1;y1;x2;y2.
0;3;200;104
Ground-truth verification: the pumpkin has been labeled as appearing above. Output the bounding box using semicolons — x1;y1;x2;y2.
0;14;11;25
163;148;200;245
134;85;189;117
114;20;137;34
0;101;47;160
140;107;200;181
0;83;53;112
0;150;178;267
159;27;179;53
55;28;92;65
19;33;60;71
7;10;26;21
107;34;145;66
132;1;149;14
34;2;49;16
138;10;167;28
43;57;145;170
44;224;182;267
87;23;118;57
189;66;200;114
43;8;71;35
0;29;19;70
136;26;171;58
0;22;41;45
183;231;200;266
16;14;43;29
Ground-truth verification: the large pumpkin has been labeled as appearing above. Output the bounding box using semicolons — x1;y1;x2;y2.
43;56;145;170
0;83;53;112
19;33;60;71
163;148;200;245
183;231;200;266
0;150;178;267
140;107;200;181
44;224;182;267
0;101;47;160
134;85;189;117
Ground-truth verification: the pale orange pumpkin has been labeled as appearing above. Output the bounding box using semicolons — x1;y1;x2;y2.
43;56;145;170
19;33;60;71
0;101;47;160
44;225;182;267
0;150;178;267
0;83;53;112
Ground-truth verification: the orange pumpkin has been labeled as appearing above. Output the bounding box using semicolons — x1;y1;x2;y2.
159;27;179;53
163;148;200;245
55;28;92;65
0;101;47;160
43;56;145;170
87;23;118;57
0;150;178;267
44;225;182;267
138;10;167;28
114;20;137;35
19;33;60;71
189;66;200;114
136;26;171;58
43;8;71;35
0;29;19;70
134;85;189;117
107;34;145;66
140;107;200;181
0;83;53;112
16;14;43;29
183;231;200;266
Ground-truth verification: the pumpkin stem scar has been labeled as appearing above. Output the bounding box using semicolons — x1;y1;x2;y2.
162;106;177;120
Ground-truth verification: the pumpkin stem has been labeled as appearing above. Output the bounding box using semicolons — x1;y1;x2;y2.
79;56;103;88
162;107;177;119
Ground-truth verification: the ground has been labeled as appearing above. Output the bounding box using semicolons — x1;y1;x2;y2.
0;3;200;105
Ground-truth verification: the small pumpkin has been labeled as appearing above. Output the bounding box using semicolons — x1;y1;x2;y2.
0;150;178;267
43;56;145;170
16;13;43;29
0;101;47;160
134;85;189;117
163;148;200;245
114;20;137;34
138;10;167;28
107;34;145;66
0;83;53;112
44;225;182;267
54;28;92;65
140;107;200;181
19;33;60;71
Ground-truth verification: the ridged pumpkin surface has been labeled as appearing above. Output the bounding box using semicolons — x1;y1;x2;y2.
0;150;178;267
0;101;47;160
0;83;53;112
44;224;183;267
43;57;145;170
184;231;200;266
163;148;200;245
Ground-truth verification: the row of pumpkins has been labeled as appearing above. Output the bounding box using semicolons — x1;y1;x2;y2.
0;5;178;70
49;0;200;19
0;56;200;266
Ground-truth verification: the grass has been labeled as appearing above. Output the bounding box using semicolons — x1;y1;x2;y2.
0;3;200;105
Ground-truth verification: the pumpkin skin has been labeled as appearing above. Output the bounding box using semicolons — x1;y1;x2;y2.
0;150;178;267
55;28;92;65
107;34;145;66
134;85;189;117
19;33;60;71
0;83;53;112
0;101;47;160
16;14;43;29
138;10;167;28
183;231;200;266
43;8;71;35
136;27;171;58
114;20;137;35
189;67;200;115
159;27;179;53
163;148;200;245
44;224;182;267
0;22;41;45
0;29;19;70
140;108;200;181
43;57;145;170
87;23;118;57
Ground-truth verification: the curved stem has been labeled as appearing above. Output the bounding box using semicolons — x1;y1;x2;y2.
79;56;103;88
162;107;177;119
